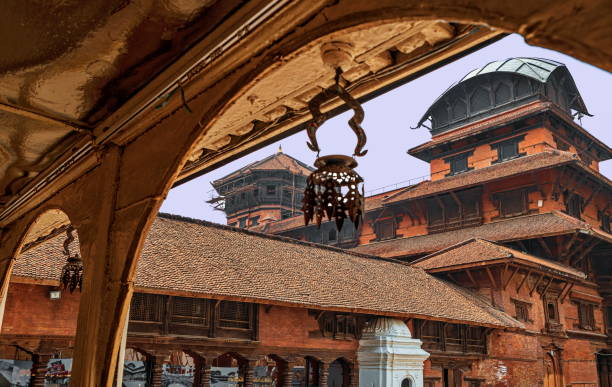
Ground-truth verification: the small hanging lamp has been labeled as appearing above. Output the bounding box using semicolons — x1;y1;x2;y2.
302;66;367;231
59;226;83;293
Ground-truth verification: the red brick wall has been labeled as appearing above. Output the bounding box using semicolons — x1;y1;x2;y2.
258;306;358;351
2;282;80;336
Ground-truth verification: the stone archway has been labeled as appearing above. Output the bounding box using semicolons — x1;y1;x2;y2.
0;2;610;386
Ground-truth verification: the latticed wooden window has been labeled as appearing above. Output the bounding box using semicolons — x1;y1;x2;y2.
130;293;164;322
170;296;209;326
497;188;528;217
565;193;583;219
219;301;251;329
512;299;531;322
576;301;596;331
492;136;524;163
375;218;396;240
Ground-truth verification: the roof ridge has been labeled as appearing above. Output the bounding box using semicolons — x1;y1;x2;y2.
156;212;410;265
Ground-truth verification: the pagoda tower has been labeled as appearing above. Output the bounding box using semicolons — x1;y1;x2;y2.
209;147;313;227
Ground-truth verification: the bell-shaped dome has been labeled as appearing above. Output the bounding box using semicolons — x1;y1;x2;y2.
417;57;590;135
361;317;412;337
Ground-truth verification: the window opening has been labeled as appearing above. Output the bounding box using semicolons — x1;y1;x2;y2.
219;301;251;330
266;185;276;195
512;299;532;322
496;188;529;218
491;136;525;163
575;301;596;330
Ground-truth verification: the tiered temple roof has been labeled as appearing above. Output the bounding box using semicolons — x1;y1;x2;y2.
352;211;612;258
412;238;586;279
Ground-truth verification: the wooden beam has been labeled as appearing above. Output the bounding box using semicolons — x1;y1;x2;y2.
571;240;599;266
540;276;554;296
530;273;544;296
465;269;478;289
516;270;531;293
562;232;580;257
449;191;462;213
501;263;509;282
537;237;554;259
564;235;591;263
561;283;574;304
447;272;458;284
583;184;602;208
515;240;527;252
485;267;497;289
558;282;571;304
503;266;519;290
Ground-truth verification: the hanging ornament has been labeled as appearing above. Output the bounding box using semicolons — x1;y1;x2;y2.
59;226;83;293
302;67;367;231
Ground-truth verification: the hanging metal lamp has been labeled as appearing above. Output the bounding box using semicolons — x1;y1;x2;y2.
302;67;367;231
59;226;83;293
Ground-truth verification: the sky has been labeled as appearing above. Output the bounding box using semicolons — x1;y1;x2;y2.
161;34;612;224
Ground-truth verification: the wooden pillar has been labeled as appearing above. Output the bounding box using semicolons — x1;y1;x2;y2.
348;360;358;387
150;354;165;387
319;361;329;387
283;360;297;387
30;354;52;387
201;362;212;387
244;359;257;387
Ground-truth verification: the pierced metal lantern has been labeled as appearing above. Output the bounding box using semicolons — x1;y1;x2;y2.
302;68;367;231
303;155;364;230
59;226;83;293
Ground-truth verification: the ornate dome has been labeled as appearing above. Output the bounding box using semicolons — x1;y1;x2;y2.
417;57;590;135
362;317;412;337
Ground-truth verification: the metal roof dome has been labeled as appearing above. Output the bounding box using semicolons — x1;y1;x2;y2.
417;57;590;133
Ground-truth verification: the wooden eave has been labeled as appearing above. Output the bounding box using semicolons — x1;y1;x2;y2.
424;257;585;282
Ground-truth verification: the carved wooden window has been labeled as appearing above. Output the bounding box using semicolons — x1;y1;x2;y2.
565;193;583;219
553;136;570;151
491;136;525;163
445;152;472;176
512;299;532;322
219;301;251;330
415;320;486;354
574;300;596;331
319;313;358;340
496;188;529;217
130;293;164;322
598;211;610;233
426;187;482;233
375;217;396;240
170;297;209;326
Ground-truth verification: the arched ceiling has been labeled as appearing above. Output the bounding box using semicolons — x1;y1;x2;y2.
0;0;610;228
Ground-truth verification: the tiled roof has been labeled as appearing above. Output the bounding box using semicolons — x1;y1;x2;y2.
213;152;314;185
352;211;612;258
14;214;522;329
411;238;586;279
384;150;578;204
249;186;408;234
